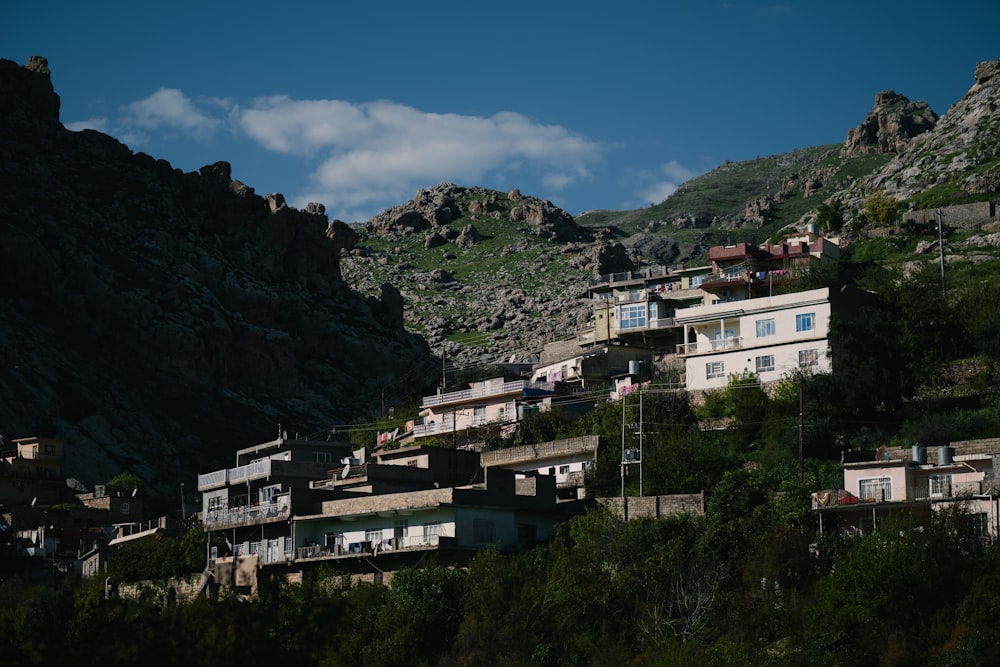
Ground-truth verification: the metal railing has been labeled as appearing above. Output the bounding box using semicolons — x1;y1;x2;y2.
204;498;290;528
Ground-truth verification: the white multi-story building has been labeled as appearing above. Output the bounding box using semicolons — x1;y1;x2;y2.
674;287;832;390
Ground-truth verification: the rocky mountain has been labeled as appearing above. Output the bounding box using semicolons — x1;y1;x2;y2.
3;52;997;493
346;58;999;370
0;57;438;491
341;183;635;366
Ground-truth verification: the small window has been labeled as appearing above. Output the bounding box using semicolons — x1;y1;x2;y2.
365;529;382;543
755;355;775;373
120;502;131;515
312;451;335;464
929;474;951;497
796;312;815;332
706;361;725;379
558;465;570;475
799;349;819;368
859;477;892;502
423;522;442;538
755;318;775;338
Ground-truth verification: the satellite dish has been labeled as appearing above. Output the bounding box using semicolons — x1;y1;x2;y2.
31;497;37;507
341;463;351;479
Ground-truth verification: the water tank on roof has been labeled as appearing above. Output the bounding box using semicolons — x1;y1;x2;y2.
806;223;819;235
938;446;955;466
629;360;640;375
912;445;927;465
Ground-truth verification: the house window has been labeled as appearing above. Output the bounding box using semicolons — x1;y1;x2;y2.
120;502;131;515
706;361;725;379
558;465;570;475
799;349;819;368
474;405;486;419
325;532;344;548
474;518;496;543
929;474;952;497
755;318;775;338
691;275;704;287
970;513;989;539
859;477;892;502
365;529;382;544
755;355;775;373
312;451;335;464
796;312;815;332
423;522;442;538
619;304;647;330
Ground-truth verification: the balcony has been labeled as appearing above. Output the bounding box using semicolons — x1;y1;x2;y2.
811;490;860;509
197;468;228;491
422;380;554;408
676;336;744;356
615;316;676;334
294;534;450;561
204;497;291;529
412;414;499;438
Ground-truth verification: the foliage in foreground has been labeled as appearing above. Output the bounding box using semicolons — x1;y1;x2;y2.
4;493;1000;666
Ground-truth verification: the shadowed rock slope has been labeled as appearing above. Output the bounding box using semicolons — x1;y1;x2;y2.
0;57;437;490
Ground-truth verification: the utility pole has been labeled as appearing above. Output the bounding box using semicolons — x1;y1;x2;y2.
798;372;804;482
937;208;945;294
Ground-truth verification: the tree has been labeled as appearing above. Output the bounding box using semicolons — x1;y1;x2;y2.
863;191;900;228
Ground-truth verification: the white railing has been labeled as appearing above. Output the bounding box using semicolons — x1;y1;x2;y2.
197;469;228;491
676;336;744;356
421;380;554;408
412;414;499;438
229;458;272;484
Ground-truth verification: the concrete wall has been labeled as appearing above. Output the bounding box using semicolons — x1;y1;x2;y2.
597;493;705;520
903;202;997;231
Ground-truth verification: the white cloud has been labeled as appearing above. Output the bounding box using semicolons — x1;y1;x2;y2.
634;160;699;206
65;116;109;133
122;88;220;138
234;97;601;217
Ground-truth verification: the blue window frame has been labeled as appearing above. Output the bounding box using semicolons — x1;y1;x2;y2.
796;312;815;332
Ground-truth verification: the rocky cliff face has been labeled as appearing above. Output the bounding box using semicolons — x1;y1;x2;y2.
866;59;1000;200
0;57;437;490
841;90;938;157
342;183;634;366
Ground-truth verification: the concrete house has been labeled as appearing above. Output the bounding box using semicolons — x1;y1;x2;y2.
675;287;833;391
586;264;711;350
812;438;1000;540
200;436;581;592
480;435;599;500
412;377;557;446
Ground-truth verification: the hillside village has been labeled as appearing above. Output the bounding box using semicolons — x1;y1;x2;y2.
3;53;1000;663
5;207;1000;597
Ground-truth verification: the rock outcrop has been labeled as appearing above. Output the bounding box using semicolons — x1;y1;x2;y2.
841;90;938;157
0;57;437;490
864;58;1000;200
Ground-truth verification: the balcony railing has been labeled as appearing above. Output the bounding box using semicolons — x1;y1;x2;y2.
204;498;290;528
811;490;860;509
229;458;272;484
295;534;445;561
676;336;744;356
421;380;554;408
197;469;228;491
413;414;506;438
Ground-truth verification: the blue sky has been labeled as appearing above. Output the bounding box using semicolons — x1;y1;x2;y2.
4;1;997;222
